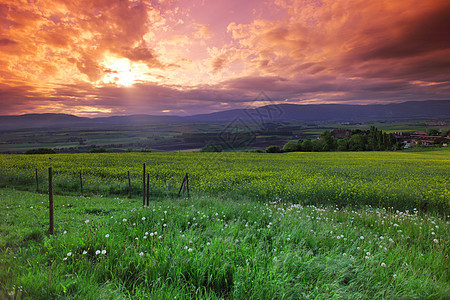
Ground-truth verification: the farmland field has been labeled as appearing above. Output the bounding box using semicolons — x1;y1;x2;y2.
0;149;449;214
0;150;449;298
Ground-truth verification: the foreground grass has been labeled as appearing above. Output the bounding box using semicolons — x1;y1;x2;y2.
1;189;448;299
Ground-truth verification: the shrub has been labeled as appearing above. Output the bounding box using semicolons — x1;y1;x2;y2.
200;144;223;152
282;141;298;152
265;145;281;153
25;148;56;154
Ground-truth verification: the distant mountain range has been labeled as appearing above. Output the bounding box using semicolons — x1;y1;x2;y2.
0;100;449;131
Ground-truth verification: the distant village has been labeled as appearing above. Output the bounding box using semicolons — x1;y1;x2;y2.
329;122;449;149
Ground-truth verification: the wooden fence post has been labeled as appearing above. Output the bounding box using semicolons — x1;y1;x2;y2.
178;173;189;198
79;171;83;195
146;173;150;206
49;167;54;235
128;171;131;198
143;163;146;207
35;168;39;192
186;173;189;199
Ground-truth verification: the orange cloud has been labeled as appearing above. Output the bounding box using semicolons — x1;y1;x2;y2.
0;0;448;116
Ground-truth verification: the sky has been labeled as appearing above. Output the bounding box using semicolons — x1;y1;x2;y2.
0;0;449;117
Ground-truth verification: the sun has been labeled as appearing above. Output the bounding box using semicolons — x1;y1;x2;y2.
101;57;142;86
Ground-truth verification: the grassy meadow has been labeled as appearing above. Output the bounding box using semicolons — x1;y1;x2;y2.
1;189;448;299
0;149;449;298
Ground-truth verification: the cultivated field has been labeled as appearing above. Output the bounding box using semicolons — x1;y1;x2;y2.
0;149;449;214
0;150;449;298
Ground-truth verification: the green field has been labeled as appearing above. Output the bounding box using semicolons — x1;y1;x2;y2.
0;150;448;214
0;150;449;298
1;189;448;299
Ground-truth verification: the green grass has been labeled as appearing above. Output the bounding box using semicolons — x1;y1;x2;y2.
0;189;448;299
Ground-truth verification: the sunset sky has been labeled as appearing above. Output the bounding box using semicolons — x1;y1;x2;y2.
0;0;449;116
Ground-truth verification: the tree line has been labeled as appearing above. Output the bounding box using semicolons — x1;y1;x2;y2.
267;127;401;153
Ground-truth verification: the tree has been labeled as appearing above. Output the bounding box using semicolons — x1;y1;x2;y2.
297;139;303;151
337;138;348;151
429;129;439;136
89;148;108;153
320;130;336;151
348;134;366;151
301;139;312;152
282;141;298;152
265;145;282;153
25;148;56;154
200;144;223;152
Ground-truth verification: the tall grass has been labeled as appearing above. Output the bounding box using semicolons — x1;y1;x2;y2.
0;189;448;299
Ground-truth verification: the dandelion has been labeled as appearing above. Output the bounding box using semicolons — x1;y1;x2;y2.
105;234;109;238
101;250;106;255
381;263;386;267
95;250;101;255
